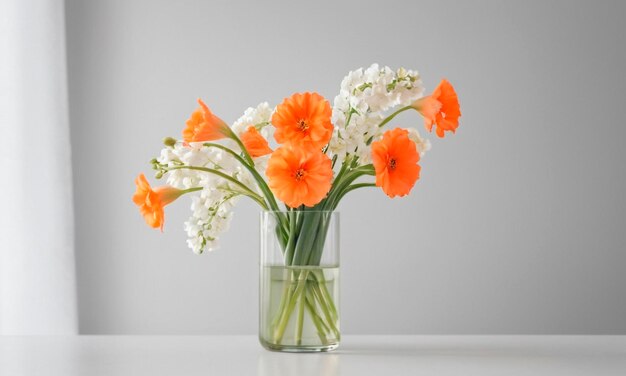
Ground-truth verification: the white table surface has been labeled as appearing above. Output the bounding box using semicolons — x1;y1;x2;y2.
1;335;625;376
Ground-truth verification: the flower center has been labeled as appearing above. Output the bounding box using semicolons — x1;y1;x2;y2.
389;158;397;171
297;119;309;131
294;168;306;181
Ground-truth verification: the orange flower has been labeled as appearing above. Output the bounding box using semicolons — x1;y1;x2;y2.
412;79;461;138
240;126;273;158
271;92;333;149
371;128;420;198
266;145;333;208
132;173;185;231
183;98;230;143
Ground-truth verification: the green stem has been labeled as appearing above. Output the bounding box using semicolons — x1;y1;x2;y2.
324;165;375;210
203;142;289;241
295;284;306;345
306;212;332;266
164;165;265;207
377;105;412;129
229;132;255;166
337;183;376;202
333;156;353;187
305;292;331;333
179;187;203;195
345;109;354;128
217;187;269;210
304;291;329;344
311;271;339;323
284;211;297;265
270;270;293;330
201;143;269;202
310;282;340;338
284;211;304;265
273;270;309;344
291;210;322;266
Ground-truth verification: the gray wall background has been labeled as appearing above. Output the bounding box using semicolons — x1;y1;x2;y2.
65;0;626;334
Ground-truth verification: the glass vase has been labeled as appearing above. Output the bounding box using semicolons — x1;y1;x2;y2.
259;211;340;352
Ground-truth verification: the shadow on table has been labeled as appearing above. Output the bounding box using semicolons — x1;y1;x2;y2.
256;338;626;375
257;351;340;376
335;338;626;358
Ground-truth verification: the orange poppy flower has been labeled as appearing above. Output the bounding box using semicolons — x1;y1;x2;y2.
271;92;333;149
132;173;185;231
266;145;333;208
371;128;420;198
183;98;230;143
412;79;461;138
240;126;273;158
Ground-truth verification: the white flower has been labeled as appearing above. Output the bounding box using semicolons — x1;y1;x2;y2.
228;101;274;181
231;102;273;139
185;188;238;254
407;128;431;157
156;141;261;254
154;66;432;254
329;64;425;166
157;143;203;189
157;142;239;189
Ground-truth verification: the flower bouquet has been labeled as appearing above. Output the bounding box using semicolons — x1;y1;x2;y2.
133;64;461;351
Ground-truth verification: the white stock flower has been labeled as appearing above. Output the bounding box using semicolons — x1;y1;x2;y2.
157;141;260;254
407;127;431;157
157;142;238;189
185;188;238;254
231;102;273;139
225;102;274;166
329;64;425;166
229;101;274;180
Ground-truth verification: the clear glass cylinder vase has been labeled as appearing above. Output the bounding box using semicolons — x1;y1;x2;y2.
259;211;340;352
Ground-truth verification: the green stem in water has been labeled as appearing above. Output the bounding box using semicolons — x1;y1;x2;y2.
270;270;293;331
310;281;340;338
305;289;330;343
273;270;309;344
295;283;306;345
311;270;339;323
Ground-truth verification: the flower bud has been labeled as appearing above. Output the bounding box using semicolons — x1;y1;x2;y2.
163;137;177;147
